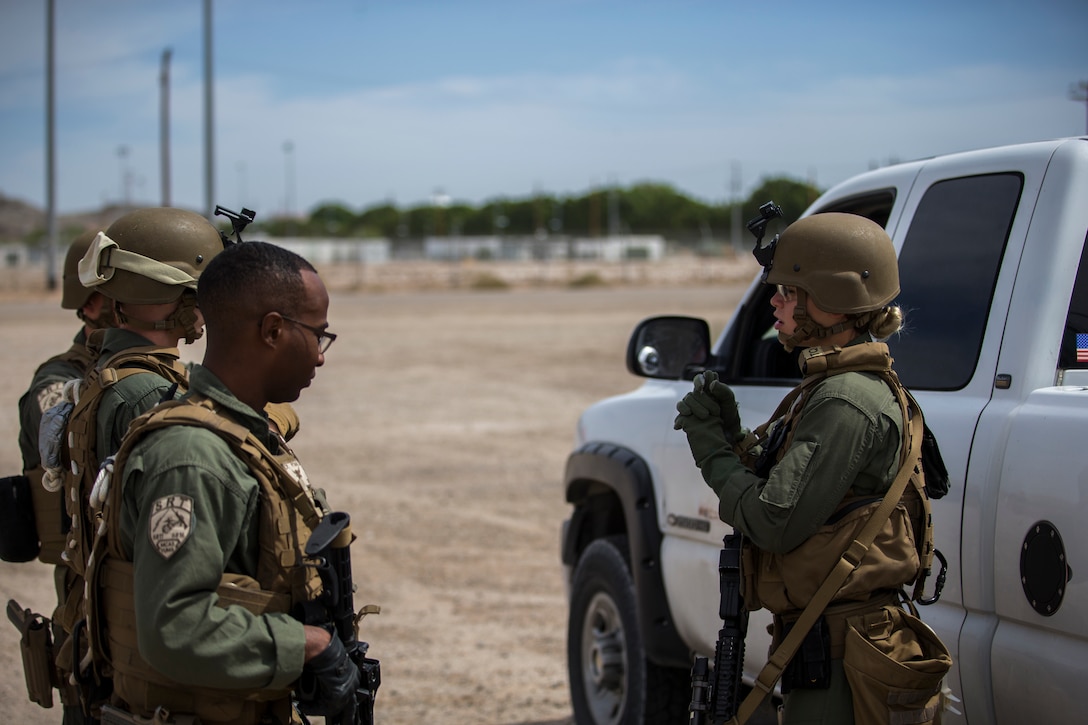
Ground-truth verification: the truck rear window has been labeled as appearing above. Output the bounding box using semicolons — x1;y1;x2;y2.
889;173;1023;390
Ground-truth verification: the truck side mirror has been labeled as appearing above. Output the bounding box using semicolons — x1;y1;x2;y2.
625;316;712;380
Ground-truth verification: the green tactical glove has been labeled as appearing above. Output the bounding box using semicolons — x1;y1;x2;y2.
674;410;728;463
702;370;742;442
674;410;735;499
673;371;742;442
675;372;744;499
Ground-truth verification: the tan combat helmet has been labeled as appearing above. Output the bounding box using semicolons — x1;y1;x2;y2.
62;230;116;328
78;207;224;342
62;230;100;310
765;212;900;350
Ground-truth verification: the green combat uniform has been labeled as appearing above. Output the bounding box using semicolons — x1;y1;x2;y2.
85;364;328;724
697;341;922;725
680;212;948;725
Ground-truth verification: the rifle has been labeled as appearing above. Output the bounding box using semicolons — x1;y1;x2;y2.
689;531;747;724
691;200;781;723
297;512;381;725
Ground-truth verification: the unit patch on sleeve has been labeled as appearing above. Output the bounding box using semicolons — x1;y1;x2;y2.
148;494;194;559
36;380;66;413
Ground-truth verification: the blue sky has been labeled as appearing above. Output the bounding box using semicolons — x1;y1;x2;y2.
1;0;1085;218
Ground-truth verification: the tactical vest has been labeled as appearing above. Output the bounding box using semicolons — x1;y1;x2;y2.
734;342;937;615
58;344;189;584
84;394;326;724
23;341;97;565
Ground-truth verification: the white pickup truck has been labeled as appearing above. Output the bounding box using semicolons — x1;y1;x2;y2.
561;136;1088;724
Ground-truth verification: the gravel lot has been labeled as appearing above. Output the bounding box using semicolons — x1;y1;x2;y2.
0;259;751;724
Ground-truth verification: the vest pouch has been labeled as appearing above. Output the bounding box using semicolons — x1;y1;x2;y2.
27;465;69;565
843;605;952;725
779;615;831;693
920;423;950;500
0;475;41;563
740;542;764;611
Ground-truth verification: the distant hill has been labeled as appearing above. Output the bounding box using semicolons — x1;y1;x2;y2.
0;192;134;244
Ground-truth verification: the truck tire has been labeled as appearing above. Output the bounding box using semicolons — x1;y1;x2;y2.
568;536;689;725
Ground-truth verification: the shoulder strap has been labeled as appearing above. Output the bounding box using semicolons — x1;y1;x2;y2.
66;346;189;478
100;345;188;382
161;397;324;528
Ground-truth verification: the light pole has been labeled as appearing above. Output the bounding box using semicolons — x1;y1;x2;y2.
1071;80;1088;135
236;161;247;208
117;145;132;208
203;0;214;220
730;161;742;252
283;140;295;217
44;0;57;289
160;48;172;206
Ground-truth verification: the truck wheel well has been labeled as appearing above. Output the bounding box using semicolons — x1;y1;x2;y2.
562;442;691;669
565;489;628;566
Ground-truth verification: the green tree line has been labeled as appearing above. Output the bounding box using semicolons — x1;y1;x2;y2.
256;176;822;244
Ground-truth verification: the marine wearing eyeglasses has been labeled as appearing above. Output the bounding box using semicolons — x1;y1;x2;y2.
85;241;361;724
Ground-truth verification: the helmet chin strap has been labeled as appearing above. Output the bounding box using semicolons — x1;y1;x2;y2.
115;292;204;344
777;288;867;352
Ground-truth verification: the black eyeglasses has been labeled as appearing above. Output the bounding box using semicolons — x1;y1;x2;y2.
279;314;337;353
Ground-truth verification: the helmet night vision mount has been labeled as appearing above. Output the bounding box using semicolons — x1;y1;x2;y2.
214;205;256;245
747;200;784;282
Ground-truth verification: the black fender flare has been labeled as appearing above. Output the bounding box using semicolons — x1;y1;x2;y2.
562;441;691;669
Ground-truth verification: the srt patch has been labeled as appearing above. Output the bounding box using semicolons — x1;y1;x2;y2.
148;494;194;559
281;458;311;489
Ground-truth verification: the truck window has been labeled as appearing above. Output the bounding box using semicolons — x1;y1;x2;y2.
1058;233;1088;369
888;173;1023;390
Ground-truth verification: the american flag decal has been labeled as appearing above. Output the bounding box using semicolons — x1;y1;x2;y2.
1077;333;1088;363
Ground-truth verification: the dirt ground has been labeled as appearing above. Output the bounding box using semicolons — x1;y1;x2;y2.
0;258;752;724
